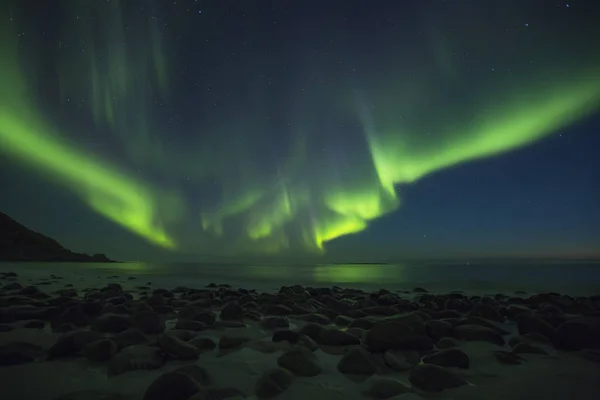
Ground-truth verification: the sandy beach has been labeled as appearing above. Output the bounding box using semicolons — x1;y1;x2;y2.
1;266;599;400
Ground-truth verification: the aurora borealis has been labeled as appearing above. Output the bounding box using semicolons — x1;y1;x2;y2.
1;0;599;261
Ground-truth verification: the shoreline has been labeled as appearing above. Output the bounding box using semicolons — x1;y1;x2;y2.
1;269;599;400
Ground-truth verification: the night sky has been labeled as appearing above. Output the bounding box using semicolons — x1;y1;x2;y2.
1;0;599;262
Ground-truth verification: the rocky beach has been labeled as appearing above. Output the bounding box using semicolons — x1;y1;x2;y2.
1;267;599;400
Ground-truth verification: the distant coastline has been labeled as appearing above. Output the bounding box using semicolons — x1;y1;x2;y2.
0;211;116;263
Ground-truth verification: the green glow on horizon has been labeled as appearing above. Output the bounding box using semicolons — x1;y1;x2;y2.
1;2;600;256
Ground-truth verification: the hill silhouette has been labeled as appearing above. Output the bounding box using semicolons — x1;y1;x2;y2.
0;211;114;262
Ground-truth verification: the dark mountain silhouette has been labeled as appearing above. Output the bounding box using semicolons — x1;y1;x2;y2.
0;211;115;262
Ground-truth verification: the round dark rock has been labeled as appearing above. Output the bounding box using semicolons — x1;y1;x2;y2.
453;325;505;346
348;317;375;330
426;320;454;340
194;312;217;326
512;341;548;355
260;316;289;330
365;321;414;352
47;330;104;359
383;349;420;371
423;348;470;368
220;302;244;320
555;317;600;350
318;328;361;346
174;364;213;387
436;337;460;349
23;319;45;329
168;329;197;341
264;304;293;316
132;311;165;334
469;304;504;323
108;345;165;376
82;339;118;361
189;336;217;351
334;315;353;326
494;350;524;365
408;364;467;392
272;330;300;344
219;335;250;350
363;377;411;399
53;305;89;328
301;313;331;325
143;371;200;400
157;334;200;359
0;341;43;365
92;313;132;333
255;368;294;399
277;347;322;376
298;322;324;341
299;335;319;351
112;328;148;349
338;346;379;375
175;319;206;331
516;314;556;343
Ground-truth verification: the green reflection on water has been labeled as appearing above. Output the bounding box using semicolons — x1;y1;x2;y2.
313;263;404;283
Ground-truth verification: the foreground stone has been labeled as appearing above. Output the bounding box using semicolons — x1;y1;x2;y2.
108;345;165;376
383;349;420;371
48;331;104;359
423;348;470;369
277;347;322;376
82;339;118;361
363;377;412;399
157;334;200;360
0;341;43;365
255;368;294;399
408;364;467;392
338;346;379;376
143;371;201;400
555;317;600;350
453;325;505;346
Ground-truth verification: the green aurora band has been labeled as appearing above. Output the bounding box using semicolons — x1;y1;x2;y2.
1;1;600;256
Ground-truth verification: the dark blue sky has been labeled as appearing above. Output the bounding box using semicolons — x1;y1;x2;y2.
0;0;599;262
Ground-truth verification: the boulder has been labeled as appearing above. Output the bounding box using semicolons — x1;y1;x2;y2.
516;314;556;343
108;345;165;375
512;342;548;355
143;371;200;400
383;349;420;371
338;346;379;375
82;339;118;361
555;317;600;350
365;321;414;352
277;347;322;377
254;368;294;399
48;330;104;359
363;377;412;399
132;311;165;334
157;334;200;360
453;325;505;346
91;313;131;333
422;348;469;369
0;341;43;365
318;328;361;346
408;364;467;392
220;302;244;320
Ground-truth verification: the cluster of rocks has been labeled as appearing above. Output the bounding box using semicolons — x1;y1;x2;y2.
1;272;600;399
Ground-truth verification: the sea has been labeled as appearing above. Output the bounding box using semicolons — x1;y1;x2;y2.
1;259;599;296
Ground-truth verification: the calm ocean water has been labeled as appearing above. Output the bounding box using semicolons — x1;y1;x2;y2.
2;259;599;295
